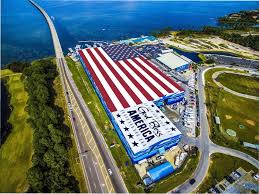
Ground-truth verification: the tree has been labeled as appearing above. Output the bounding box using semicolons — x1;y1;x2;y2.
27;166;45;192
24;59;78;191
43;149;59;169
151;27;173;38
7;61;30;72
31;153;46;167
54;143;68;160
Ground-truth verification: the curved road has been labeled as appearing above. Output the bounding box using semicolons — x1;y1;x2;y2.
171;65;259;193
210;143;259;168
212;71;259;101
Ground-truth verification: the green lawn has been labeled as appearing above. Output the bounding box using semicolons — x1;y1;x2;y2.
205;68;259;159
151;152;199;193
0;69;15;77
53;75;87;192
216;73;259;97
0;71;32;192
66;58;144;193
197;153;258;193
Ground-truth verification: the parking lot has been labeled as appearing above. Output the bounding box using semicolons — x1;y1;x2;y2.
180;73;197;137
206;54;259;69
133;43;167;58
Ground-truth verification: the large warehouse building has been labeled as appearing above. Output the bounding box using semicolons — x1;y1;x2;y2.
157;52;192;72
78;44;184;163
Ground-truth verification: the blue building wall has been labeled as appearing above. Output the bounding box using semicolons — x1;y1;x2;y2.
79;56;182;163
175;63;190;72
147;162;175;182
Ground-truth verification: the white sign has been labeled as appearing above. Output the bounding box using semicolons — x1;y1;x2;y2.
112;102;181;154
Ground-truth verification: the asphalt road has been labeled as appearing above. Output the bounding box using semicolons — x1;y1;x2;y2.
172;67;211;193
29;0;127;193
171;65;259;193
212;71;259;100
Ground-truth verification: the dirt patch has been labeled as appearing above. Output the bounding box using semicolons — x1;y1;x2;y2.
225;115;232;120
255;135;259;141
246;120;255;126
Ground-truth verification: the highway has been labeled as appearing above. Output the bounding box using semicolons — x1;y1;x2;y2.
29;0;127;193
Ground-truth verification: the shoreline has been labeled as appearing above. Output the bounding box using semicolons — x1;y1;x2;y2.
0;79;12;146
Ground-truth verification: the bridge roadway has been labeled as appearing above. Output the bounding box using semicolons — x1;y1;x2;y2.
29;0;127;193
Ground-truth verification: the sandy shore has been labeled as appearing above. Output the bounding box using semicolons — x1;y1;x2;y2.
162;35;259;59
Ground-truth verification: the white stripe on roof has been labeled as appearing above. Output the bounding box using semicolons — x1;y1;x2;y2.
118;60;159;99
90;48;137;107
98;47;148;103
82;49;124;111
127;59;168;95
135;57;179;93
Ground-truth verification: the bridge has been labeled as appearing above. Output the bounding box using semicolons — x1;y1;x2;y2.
29;0;127;193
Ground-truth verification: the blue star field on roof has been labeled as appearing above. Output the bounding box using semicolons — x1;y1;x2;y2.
102;44;141;61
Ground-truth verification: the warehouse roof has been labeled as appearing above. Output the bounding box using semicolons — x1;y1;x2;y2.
157;52;192;69
78;44;184;113
111;101;181;154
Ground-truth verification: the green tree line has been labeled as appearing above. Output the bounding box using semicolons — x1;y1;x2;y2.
218;9;258;30
151;27;173;38
22;59;79;192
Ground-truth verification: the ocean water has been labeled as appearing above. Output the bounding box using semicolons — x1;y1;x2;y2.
1;0;258;65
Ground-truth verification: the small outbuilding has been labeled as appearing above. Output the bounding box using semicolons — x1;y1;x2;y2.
157;52;192;72
214;116;221;125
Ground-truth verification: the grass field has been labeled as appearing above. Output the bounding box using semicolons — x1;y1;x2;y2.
53;75;87;192
205;68;259;159
216;73;259;97
197;153;258;193
0;71;32;192
66;58;144;193
0;69;15;77
151;152;199;193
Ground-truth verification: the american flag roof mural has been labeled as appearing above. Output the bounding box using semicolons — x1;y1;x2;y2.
78;44;184;113
102;44;141;61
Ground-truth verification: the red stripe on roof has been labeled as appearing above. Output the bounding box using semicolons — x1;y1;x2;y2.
140;56;184;91
132;58;174;93
115;61;154;101
94;48;142;105
124;59;164;97
78;50;117;112
86;49;130;109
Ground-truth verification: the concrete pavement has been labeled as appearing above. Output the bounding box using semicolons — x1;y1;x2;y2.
210;143;259;169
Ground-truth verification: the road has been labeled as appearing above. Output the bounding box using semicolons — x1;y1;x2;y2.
171;65;259;193
212;71;259;101
210;143;259;168
29;0;127;193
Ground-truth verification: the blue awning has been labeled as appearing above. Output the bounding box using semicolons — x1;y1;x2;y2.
147;162;174;182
